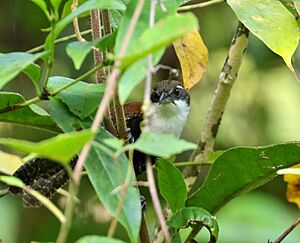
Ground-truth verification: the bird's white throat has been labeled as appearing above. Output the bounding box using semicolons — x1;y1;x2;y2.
148;99;190;138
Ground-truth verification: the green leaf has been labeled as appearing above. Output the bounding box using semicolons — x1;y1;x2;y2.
167;207;219;242
23;63;42;94
31;0;51;20
50;111;141;243
0;176;24;188
156;159;187;213
120;14;198;68
116;1;176;104
0;52;46;89
50;0;62;11
0;92;59;132
119;51;164;105
66;32;116;70
0;130;94;164
176;0;191;6
0;151;23;175
45;0;125;50
49;97;84;132
129;131;197;157
85;129;141;243
186;142;300;213
227;0;299;70
76;236;126;243
47;76;105;120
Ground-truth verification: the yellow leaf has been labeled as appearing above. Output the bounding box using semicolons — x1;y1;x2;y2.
0;151;23;175
173;30;208;90
284;164;300;208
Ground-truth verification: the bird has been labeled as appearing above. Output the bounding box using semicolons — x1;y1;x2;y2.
5;80;190;207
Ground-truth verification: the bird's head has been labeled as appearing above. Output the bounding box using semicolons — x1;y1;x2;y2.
150;80;190;116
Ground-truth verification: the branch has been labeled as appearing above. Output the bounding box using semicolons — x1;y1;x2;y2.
272;216;300;243
183;22;249;185
73;0;146;183
90;9;106;83
178;0;225;12
27;30;92;53
142;1;170;243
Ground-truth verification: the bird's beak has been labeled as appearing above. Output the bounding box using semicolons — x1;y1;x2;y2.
159;91;175;105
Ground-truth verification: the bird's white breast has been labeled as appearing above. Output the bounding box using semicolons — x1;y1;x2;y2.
148;100;190;138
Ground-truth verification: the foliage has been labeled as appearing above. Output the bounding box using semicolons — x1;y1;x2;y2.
0;0;299;242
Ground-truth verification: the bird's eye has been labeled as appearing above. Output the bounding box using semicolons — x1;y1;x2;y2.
151;92;160;102
173;88;181;97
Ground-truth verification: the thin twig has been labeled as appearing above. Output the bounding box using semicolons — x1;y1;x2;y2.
111;181;149;195
142;2;170;242
272;216;300;243
73;0;145;183
27;30;92;53
178;0;225;12
146;157;170;243
71;0;87;42
56;181;78;243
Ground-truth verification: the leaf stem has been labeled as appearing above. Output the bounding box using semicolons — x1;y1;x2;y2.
0;63;105;115
56;181;78;243
27;30;92;54
178;0;225;12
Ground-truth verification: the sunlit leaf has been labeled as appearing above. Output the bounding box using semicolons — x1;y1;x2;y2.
76;235;126;243
120;13;199;68
167;207;219;243
0;52;46;89
227;0;299;71
0;175;24;188
0;92;59;132
187;142;300;213
31;0;51;20
173;30;208;90
0;130;94;164
47;76;105;120
128;131;197;157
156;159;187;213
0;151;23;175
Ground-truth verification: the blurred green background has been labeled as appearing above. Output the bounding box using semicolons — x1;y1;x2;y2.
0;1;300;242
